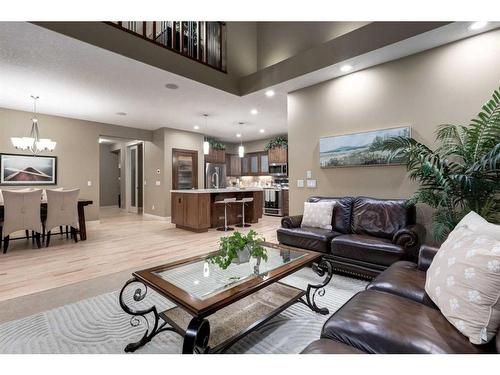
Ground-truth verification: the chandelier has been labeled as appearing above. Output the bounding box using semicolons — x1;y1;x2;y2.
11;95;56;154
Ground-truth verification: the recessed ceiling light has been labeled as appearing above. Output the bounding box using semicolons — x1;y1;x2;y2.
340;65;352;73
265;90;275;97
236;133;241;138
250;109;258;115
259;129;265;133
469;21;488;30
165;83;179;89
116;112;127;116
193;125;200;130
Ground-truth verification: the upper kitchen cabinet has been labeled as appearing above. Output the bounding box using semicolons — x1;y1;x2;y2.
240;151;269;176
204;139;226;164
205;147;226;164
268;146;287;164
226;154;241;176
260;153;269;174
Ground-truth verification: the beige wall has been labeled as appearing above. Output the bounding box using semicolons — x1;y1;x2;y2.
226;22;258;77
0;108;152;220
256;22;369;69
287;29;500;239
0;108;204;220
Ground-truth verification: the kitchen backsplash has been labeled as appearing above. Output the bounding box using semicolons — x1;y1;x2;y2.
226;176;273;188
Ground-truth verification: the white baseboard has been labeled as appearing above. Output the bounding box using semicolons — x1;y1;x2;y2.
142;213;171;222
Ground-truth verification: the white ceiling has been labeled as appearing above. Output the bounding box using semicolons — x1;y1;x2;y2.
0;22;499;142
0;22;287;142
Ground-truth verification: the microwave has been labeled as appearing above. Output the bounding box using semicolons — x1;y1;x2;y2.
269;163;288;176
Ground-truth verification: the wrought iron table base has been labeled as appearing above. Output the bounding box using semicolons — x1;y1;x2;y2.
119;258;333;353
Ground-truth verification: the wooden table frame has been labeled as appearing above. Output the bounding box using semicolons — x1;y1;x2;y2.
119;242;334;354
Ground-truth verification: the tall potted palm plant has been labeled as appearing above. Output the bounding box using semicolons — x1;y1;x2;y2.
381;87;500;241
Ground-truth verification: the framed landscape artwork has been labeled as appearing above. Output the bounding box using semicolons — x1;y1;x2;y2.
319;126;411;168
0;153;57;185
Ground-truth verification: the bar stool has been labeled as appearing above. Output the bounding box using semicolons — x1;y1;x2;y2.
235;197;253;228
215;197;236;231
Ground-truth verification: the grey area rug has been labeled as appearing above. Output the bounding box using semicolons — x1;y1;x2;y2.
0;269;367;354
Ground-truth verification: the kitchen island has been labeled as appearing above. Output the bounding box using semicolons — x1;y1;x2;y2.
170;188;264;232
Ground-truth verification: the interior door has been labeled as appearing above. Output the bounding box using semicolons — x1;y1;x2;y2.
172;149;198;190
128;145;139;213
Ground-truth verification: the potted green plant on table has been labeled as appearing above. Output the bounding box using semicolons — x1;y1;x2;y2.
380;86;500;241
209;230;268;272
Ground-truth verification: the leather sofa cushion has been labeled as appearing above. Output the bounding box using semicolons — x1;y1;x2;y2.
321;290;493;353
307;196;353;234
332;234;405;266
367;261;436;308
277;227;342;253
352;197;413;239
301;339;365;354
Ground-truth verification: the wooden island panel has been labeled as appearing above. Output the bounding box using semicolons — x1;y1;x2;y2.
171;190;263;232
171;192;211;232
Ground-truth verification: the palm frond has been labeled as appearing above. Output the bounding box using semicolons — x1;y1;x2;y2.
382;87;500;241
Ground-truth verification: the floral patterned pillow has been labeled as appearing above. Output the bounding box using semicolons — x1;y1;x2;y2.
301;201;335;230
425;212;500;345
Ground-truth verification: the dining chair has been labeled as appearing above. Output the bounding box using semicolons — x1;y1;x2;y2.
45;189;80;247
2;189;43;254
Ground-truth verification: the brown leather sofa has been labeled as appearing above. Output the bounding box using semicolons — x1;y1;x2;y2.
277;196;425;279
301;245;500;354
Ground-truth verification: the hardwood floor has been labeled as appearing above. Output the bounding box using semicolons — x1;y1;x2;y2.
0;208;281;303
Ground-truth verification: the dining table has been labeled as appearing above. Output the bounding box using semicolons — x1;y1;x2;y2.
0;199;93;240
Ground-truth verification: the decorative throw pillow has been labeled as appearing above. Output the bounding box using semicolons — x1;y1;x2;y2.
301;201;335;230
425;211;500;345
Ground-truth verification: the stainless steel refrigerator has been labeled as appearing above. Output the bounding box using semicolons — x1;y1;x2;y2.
205;163;227;189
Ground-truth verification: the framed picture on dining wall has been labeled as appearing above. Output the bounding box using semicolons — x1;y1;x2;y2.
0;153;57;185
319;126;411;168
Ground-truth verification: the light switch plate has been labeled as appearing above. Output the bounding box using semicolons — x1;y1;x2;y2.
155;181;161;186
87;181;92;186
297;179;304;188
306;179;317;188
306;170;312;179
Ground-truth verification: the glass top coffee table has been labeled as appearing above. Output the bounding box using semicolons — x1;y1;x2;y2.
119;242;333;354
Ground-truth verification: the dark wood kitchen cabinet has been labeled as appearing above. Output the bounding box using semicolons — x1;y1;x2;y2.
239;151;270;176
226;154;241;176
268;146;287;164
171;192;211;232
205;148;226;163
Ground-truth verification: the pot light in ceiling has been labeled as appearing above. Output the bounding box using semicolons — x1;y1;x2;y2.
259;129;265;133
165;83;179;90
340;64;353;73
469;21;488;30
265;90;275;97
250;108;258;115
116;112;127;116
236;133;242;138
193;125;200;130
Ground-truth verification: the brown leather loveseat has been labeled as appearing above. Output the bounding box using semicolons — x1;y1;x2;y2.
277;196;425;279
301;246;500;354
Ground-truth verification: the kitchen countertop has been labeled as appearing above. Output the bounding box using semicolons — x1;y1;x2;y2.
170;188;264;194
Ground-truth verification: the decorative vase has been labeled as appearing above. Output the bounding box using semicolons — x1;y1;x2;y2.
231;244;252;265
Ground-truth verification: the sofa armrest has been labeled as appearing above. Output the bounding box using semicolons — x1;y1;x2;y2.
393;224;425;248
417;245;439;271
281;215;303;229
